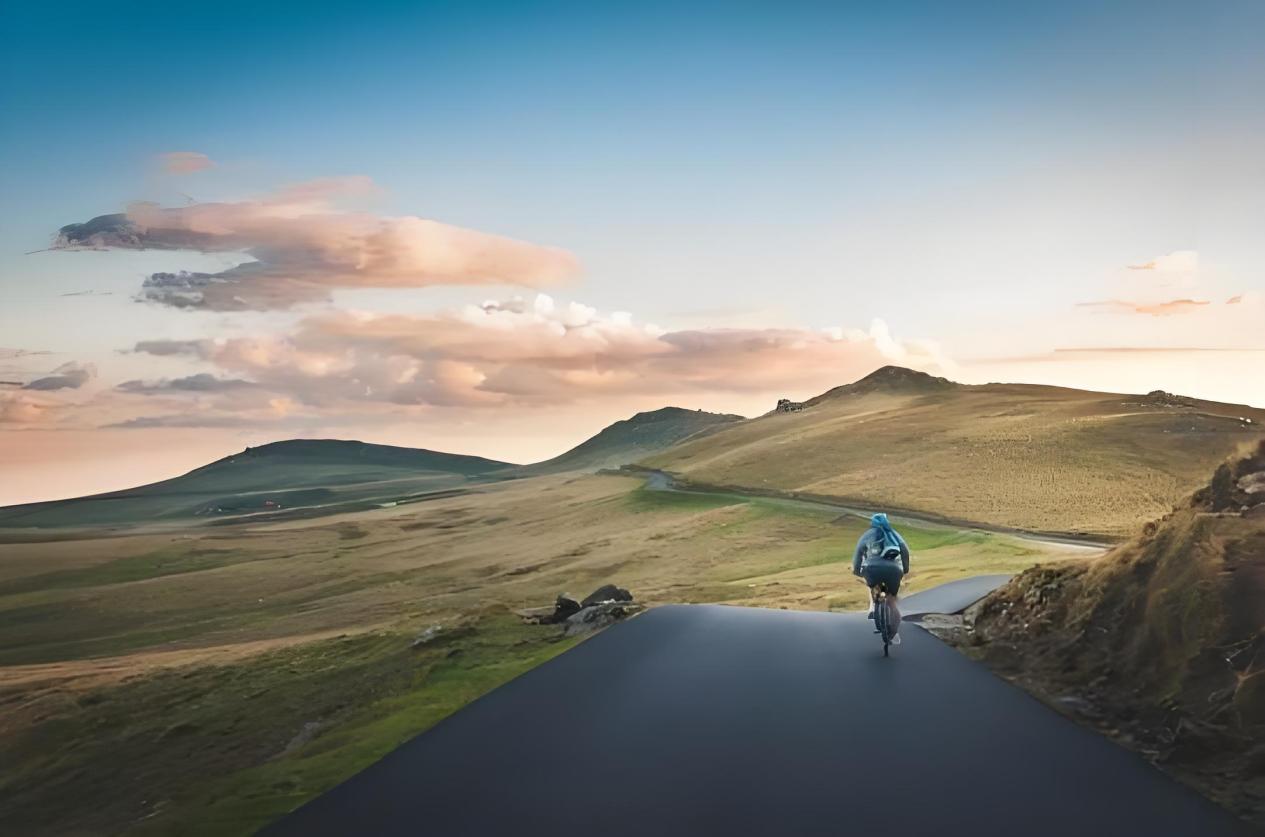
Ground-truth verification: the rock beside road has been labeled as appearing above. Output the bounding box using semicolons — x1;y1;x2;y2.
581;584;633;607
554;594;583;621
563;601;643;636
517;583;641;634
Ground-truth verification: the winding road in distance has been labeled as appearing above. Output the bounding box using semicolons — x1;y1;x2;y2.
262;604;1253;836
636;468;1111;552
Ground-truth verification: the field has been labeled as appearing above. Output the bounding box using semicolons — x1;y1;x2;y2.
644;383;1265;539
0;472;1087;835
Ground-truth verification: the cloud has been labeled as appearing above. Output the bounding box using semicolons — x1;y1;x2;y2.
131;339;213;357
117;374;258;395
105;414;274;429
52;178;580;310
22;362;97;391
1227;295;1243;305
131;294;951;413
1126;250;1199;272
0;348;52;360
158;151;215;174
1076;298;1211;317
0;392;53;423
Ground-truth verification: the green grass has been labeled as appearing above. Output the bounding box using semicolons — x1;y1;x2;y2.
623;486;743;513
0;612;579;837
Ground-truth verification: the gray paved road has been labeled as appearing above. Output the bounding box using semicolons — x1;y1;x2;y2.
901;574;1014;616
262;605;1252;837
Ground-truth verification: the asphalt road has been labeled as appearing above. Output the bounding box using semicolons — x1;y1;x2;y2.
900;574;1014;616
263;605;1252;836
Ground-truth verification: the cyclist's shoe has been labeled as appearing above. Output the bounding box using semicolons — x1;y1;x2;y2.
866;611;875;620
891;634;902;646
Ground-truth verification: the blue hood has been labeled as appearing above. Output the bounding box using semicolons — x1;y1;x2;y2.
871;512;898;541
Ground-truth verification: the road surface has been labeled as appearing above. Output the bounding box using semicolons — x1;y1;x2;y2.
901;573;1014;616
262;605;1251;836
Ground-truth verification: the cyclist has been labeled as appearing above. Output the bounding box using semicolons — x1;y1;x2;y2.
852;512;910;644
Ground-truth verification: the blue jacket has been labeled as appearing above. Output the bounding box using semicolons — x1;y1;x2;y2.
852;513;910;575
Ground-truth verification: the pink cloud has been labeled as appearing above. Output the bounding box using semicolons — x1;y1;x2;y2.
53;178;580;310
158;151;215;174
129;295;951;415
0;392;52;423
1076;298;1210;317
1125;250;1198;272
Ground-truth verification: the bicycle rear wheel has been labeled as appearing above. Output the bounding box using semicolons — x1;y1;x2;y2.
875;596;890;656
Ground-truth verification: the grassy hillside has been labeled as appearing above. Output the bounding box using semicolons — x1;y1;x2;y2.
0;440;515;530
644;366;1265;538
524;406;744;474
962;441;1265;826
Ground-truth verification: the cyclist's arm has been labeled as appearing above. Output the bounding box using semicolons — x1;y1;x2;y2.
852;533;867;576
899;539;910;574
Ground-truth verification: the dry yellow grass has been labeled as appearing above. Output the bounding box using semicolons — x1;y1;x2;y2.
645;383;1265;538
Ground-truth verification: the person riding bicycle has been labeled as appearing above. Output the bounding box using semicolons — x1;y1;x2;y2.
852;513;910;644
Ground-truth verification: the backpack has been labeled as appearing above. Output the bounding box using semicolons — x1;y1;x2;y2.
867;527;902;563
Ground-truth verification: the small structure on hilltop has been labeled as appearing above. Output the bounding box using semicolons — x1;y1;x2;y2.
776;398;805;413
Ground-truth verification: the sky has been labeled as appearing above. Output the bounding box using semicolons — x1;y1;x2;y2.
1;0;1263;505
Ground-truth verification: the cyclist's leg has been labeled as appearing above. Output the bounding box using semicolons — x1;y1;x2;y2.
861;566;881;616
875;565;903;634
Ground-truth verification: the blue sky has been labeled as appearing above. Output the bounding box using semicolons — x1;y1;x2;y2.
2;1;1263;502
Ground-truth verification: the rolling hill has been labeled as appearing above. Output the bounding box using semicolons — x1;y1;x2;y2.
523;406;744;474
642;366;1265;539
0;440;517;530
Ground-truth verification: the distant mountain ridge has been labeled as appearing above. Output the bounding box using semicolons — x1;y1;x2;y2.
0;438;515;530
0;407;745;529
8;363;1264;535
196;439;515;477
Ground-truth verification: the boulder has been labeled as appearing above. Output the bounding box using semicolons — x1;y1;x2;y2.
1238;471;1265;496
563;601;643;637
553;594;583;622
581;584;633;607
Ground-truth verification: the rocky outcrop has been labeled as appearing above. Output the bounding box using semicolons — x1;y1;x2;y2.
517;584;640;633
563;601;643;637
581;584;632;607
1147;389;1195;408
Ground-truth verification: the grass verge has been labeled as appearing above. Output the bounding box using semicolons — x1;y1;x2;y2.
0;611;578;837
